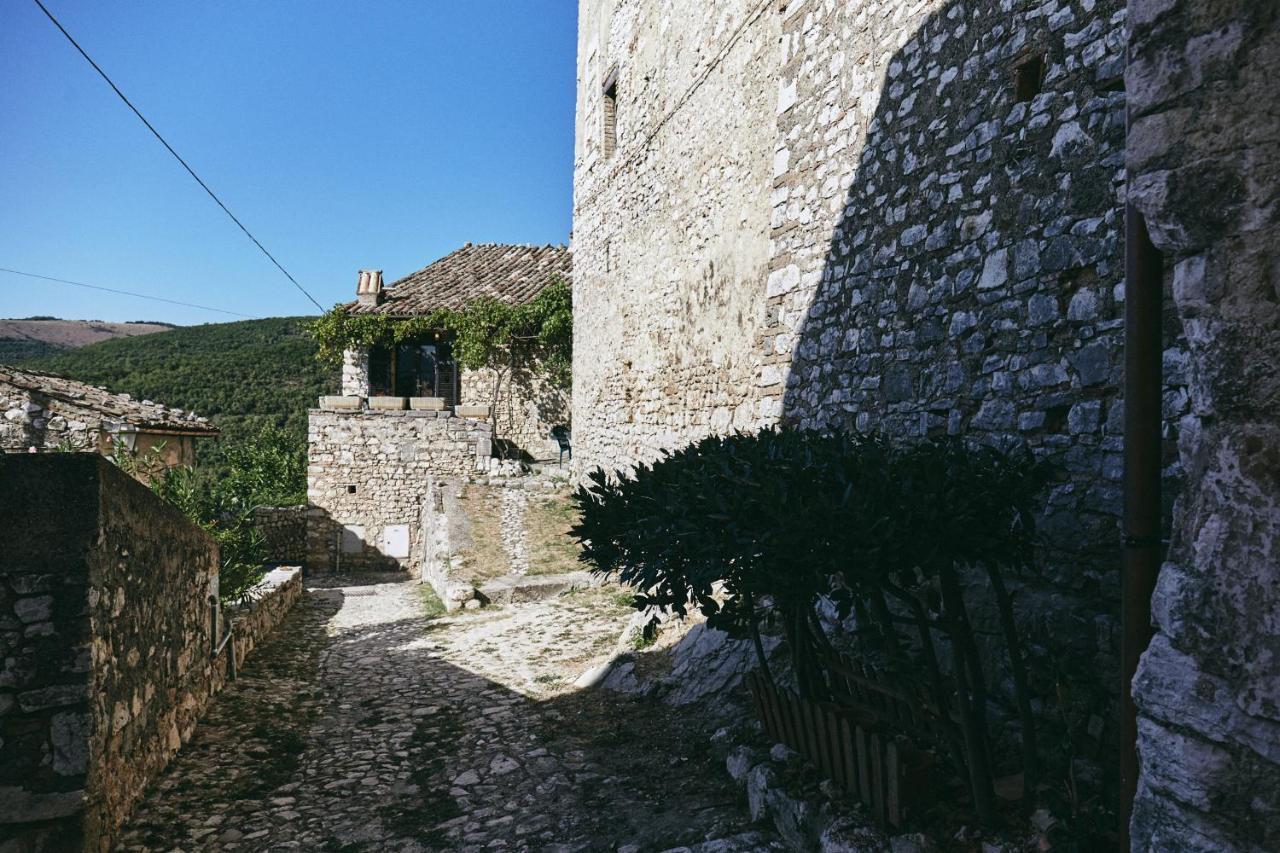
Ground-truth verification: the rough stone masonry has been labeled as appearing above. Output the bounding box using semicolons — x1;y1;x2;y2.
0;455;300;852
306;406;493;573
1126;0;1280;849
572;0;1277;849
574;0;1182;739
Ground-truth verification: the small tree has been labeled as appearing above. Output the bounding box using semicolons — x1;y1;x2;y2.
149;423;307;603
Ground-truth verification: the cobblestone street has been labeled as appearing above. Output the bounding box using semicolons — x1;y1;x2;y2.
117;576;779;852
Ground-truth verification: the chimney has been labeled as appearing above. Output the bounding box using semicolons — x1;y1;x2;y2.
356;269;384;305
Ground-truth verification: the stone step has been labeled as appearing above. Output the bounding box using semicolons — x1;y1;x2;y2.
477;570;601;606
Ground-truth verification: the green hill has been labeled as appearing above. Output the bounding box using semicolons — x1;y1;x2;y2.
22;317;335;474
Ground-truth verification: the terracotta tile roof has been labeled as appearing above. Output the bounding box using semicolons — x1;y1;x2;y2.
342;243;571;316
0;365;219;434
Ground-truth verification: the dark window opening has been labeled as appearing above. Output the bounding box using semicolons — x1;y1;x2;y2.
346;485;357;494
369;338;458;404
1014;55;1045;103
602;69;618;158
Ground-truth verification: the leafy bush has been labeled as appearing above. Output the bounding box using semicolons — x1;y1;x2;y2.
149;424;306;603
571;428;1050;822
307;278;572;389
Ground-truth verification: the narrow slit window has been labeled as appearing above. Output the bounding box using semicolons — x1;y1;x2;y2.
602;69;618;158
1014;55;1045;103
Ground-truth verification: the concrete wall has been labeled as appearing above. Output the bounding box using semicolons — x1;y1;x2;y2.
0;455;300;852
1127;1;1280;850
571;0;780;477
306;407;492;572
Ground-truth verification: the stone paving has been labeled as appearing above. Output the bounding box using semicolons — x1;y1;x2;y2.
116;575;782;852
499;489;531;576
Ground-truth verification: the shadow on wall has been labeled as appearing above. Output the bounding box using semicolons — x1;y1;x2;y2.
304;507;411;574
117;589;760;851
770;0;1148;826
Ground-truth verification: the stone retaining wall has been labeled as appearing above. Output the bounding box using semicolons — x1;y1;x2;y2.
306;407;492;572
0;455;301;852
252;506;307;565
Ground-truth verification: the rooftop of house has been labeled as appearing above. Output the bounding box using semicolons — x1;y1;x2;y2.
0;365;219;434
341;243;571;316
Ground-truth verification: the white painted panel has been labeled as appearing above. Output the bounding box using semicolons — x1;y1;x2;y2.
340;524;365;554
381;524;410;558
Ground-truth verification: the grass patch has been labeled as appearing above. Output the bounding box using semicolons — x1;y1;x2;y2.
416;583;447;619
453;484;510;583
525;492;584;576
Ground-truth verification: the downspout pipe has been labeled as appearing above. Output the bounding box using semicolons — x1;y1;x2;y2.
1121;191;1164;841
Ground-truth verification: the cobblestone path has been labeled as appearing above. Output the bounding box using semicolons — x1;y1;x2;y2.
117;576;780;852
499;489;530;576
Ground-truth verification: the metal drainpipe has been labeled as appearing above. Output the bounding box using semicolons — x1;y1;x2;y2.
1121;191;1164;843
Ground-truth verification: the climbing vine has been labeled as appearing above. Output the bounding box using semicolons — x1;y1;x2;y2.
307;278;571;390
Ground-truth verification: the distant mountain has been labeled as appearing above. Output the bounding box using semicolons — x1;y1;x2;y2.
0;317;175;361
21;317;335;473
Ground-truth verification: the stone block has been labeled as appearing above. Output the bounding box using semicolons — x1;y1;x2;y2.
409;397;446;411
368;396;407;411
454;404;490;419
320;396;361;410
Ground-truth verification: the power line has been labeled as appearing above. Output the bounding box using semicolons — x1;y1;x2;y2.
31;0;325;313
0;267;254;318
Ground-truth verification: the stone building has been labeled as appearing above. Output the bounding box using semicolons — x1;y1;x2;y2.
0;365;218;472
572;0;1277;848
336;243;571;459
307;243;570;573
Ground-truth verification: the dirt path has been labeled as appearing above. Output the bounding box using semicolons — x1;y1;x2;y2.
116;576;780;852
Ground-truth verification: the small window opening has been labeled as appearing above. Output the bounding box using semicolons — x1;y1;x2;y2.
1014;55;1045;102
346;484;357;495
602;69;618;158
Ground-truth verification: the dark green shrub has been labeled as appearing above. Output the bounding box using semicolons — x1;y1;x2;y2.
571;428;1050;823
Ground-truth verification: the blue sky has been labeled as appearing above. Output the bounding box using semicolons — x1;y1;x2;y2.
0;1;577;324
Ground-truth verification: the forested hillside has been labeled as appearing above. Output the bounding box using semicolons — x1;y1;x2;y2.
23;317;334;472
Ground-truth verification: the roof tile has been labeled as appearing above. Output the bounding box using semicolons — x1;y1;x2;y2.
342;243;571;316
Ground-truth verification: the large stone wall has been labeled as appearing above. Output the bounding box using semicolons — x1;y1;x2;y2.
571;0;780;476
460;366;569;460
1127;1;1280;850
252;506;308;565
306;407;493;572
761;0;1196;707
0;455;299;851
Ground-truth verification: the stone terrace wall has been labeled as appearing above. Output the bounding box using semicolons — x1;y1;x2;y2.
306;408;492;572
253;506;307;565
571;0;780;477
1127;1;1280;850
0;455;101;852
0;456;300;852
